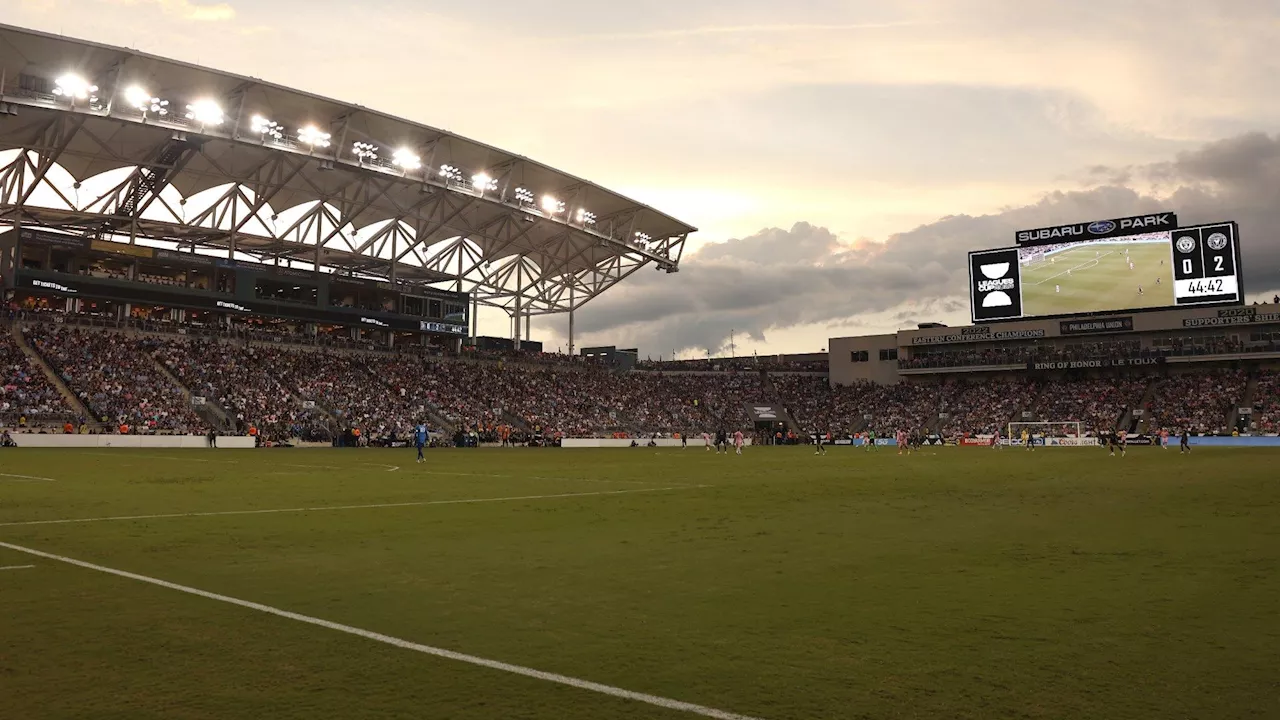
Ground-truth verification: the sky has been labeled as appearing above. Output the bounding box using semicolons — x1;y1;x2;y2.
9;0;1280;357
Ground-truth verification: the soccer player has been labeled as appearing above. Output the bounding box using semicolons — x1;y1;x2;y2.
733;430;744;455
1160;428;1169;449
814;430;826;456
1180;428;1191;453
1107;430;1120;456
414;422;428;463
715;428;728;454
897;428;908;455
681;432;688;449
1118;428;1128;457
866;429;877;451
1021;428;1032;451
992;428;1001;449
703;431;712;451
1138;285;1144;296
1055;284;1060;293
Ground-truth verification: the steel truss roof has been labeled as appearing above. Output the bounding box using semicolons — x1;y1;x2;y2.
0;23;693;318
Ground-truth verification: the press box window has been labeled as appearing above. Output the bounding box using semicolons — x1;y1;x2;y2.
878;349;898;361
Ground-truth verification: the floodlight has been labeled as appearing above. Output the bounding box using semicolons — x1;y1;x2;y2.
577;209;597;225
185;99;225;127
513;187;535;204
251;114;283;141
635;231;652;244
124;85;150;109
124;85;169;117
297;125;331;148
472;172;497;192
541;195;565;214
438;164;463;181
352;141;379;162
53;73;98;101
392;148;422;171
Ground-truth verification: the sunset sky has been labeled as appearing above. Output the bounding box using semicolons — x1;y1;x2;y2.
9;0;1280;356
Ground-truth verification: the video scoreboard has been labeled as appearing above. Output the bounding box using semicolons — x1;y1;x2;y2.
968;217;1243;323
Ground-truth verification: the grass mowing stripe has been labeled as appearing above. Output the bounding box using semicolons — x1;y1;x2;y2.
0;486;706;528
0;540;765;720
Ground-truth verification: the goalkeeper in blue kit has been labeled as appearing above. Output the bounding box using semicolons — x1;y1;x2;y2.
415;422;428;463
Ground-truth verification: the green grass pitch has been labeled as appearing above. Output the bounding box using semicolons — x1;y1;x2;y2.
2;446;1276;719
1020;241;1175;317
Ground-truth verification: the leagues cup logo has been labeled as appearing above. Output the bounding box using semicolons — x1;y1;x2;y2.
977;262;1014;307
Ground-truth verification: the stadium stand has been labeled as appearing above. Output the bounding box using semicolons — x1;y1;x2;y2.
0;329;72;425
1145;369;1248;434
1028;376;1147;432
23;324;203;432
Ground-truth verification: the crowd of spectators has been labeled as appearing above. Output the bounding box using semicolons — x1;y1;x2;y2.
24;324;203;433
937;378;1033;437
1028;376;1147;431
1146;369;1247;434
1252;370;1280;434
6;313;1276;441
0;331;71;425
636;356;826;373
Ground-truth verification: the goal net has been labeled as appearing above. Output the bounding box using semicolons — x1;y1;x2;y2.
1008;421;1084;443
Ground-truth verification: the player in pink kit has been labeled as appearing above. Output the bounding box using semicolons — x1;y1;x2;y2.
1160;428;1169;449
733;430;744;455
896;428;908;455
703;432;712;451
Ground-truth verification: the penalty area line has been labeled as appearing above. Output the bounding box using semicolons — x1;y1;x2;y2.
0;540;764;720
0;473;57;482
0;486;706;528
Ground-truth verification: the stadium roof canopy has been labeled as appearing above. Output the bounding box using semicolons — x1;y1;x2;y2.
0;23;695;320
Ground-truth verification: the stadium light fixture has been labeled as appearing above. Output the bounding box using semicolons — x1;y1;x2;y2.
438;164;464;182
352;141;379;163
472;172;498;193
185;99;225;128
635;231;652;244
124;85;169;118
577;209;597;226
297;125;331;149
251;114;284;141
541;195;565;215
392;148;422;171
513;187;535;205
53;73;98;103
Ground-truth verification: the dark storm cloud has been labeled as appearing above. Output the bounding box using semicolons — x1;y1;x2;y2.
561;132;1280;355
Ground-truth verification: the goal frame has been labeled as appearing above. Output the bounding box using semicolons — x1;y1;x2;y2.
1007;421;1083;441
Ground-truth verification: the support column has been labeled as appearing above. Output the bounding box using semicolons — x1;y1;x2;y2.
568;285;575;357
525;313;530;347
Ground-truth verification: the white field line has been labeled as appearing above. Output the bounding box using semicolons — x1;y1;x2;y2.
0;564;35;570
0;540;763;720
0;473;57;482
0;486;706;529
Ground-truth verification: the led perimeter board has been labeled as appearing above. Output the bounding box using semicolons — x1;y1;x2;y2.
968;221;1242;323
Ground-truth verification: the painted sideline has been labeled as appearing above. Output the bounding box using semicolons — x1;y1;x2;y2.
0;473;57;482
0;540;763;720
0;486;705;528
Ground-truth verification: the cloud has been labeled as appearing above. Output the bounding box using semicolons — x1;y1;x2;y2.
548;132;1280;356
99;0;235;22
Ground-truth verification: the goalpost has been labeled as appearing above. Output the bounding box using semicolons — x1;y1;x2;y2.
1007;421;1085;446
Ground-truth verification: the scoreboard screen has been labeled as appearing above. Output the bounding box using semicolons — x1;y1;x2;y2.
968;221;1242;323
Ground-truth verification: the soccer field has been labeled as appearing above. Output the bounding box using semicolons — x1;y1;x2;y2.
1020;241;1175;317
2;447;1276;719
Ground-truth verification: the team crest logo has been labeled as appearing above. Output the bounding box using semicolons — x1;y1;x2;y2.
1206;233;1228;251
1175;236;1197;253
